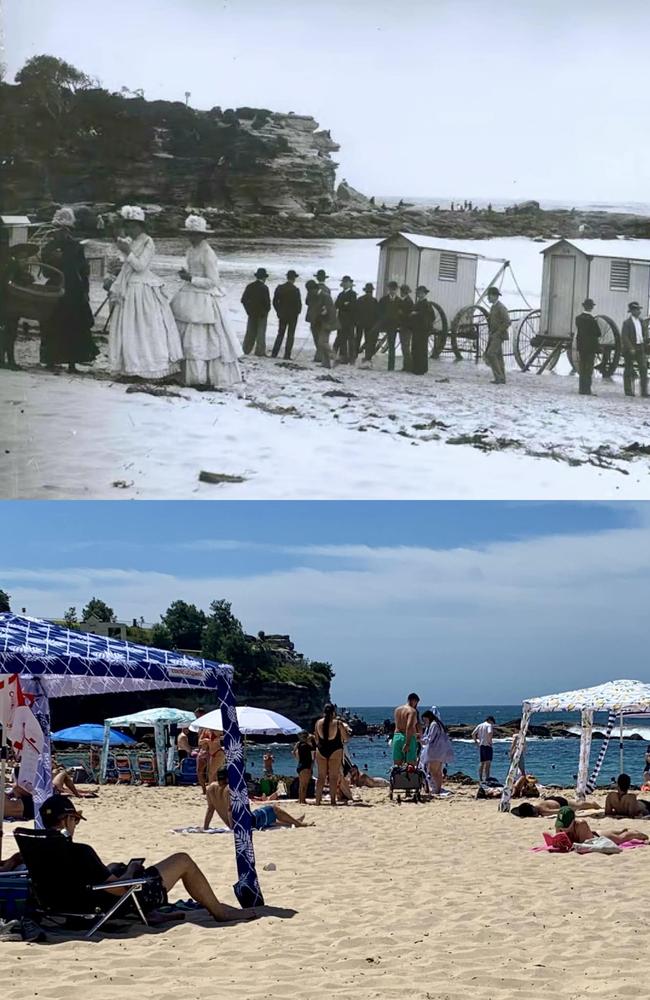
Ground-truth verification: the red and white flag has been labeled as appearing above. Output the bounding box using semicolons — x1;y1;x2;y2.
0;673;44;791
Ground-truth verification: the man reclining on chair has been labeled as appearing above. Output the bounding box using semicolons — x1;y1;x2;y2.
204;768;313;831
38;794;257;922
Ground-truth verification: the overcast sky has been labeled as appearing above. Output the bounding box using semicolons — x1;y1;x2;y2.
5;0;650;203
2;500;649;707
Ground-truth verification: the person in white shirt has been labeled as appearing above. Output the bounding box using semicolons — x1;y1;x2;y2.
621;301;648;398
472;715;495;784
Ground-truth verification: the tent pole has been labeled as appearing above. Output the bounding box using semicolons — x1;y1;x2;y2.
499;705;531;812
619;712;624;774
0;723;6;862
576;709;593;801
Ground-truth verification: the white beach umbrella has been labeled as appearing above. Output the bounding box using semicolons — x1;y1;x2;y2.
190;705;302;736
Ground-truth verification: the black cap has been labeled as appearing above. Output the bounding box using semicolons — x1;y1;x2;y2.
286;269;299;279
40;794;86;827
487;286;501;297
582;298;595;309
255;267;269;279
416;285;430;294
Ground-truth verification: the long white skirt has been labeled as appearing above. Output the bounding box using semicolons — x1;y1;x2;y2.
176;312;242;389
109;284;183;380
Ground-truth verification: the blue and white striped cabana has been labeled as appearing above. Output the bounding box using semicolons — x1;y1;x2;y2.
0;613;263;906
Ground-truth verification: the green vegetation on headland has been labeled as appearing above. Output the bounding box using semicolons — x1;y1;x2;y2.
2;55;648;241
2;589;333;727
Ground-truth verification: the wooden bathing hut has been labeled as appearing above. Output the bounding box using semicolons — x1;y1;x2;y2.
376;232;509;361
515;238;650;373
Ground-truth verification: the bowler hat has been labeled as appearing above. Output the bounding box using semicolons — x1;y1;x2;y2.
416;285;430;294
363;282;374;292
341;275;354;285
629;301;641;310
314;269;329;281
255;267;269;279
387;281;399;290
400;284;411;294
486;286;501;297
286;269;299;279
582;298;595;309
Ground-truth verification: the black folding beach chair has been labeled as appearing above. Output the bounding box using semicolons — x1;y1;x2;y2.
14;827;151;938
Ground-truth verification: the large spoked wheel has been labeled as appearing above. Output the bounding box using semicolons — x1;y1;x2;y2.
514;309;564;373
450;304;490;362
566;315;621;377
429;302;450;357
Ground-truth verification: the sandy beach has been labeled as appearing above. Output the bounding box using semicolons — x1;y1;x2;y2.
2;785;648;1000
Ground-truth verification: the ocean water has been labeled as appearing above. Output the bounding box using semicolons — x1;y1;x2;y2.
244;705;650;789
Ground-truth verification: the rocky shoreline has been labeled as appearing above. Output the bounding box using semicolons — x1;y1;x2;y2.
346;716;646;741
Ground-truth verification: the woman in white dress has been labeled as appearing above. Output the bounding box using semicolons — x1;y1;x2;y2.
172;215;242;389
108;205;183;380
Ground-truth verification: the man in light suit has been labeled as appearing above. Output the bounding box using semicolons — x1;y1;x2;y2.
621;300;648;398
484;286;510;384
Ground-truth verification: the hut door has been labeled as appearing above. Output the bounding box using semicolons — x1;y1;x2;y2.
548;255;575;337
385;248;408;288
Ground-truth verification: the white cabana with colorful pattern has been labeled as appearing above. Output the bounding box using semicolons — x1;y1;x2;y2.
499;679;650;812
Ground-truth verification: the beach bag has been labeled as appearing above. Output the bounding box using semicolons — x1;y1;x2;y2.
573;837;621;855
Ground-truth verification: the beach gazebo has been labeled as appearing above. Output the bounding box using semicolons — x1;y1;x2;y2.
100;706;196;785
0;613;263;905
500;679;650;812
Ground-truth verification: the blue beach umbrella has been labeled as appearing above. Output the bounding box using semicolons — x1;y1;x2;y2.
51;723;137;747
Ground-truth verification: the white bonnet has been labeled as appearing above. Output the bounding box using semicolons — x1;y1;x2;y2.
120;205;145;222
52;206;75;227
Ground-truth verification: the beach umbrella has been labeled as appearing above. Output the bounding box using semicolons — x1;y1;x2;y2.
51;724;137;747
190;705;302;736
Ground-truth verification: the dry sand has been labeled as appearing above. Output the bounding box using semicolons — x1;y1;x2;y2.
1;785;648;999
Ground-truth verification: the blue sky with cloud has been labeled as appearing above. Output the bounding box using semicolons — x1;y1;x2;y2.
1;501;648;705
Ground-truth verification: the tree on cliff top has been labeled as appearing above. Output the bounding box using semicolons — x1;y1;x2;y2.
0;589;11;613
161;600;206;650
15;55;95;119
81;598;116;623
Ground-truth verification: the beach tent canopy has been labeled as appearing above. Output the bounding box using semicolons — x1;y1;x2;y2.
101;706;197;784
0;614;263;905
52;724;137;747
500;679;650;812
190;705;301;736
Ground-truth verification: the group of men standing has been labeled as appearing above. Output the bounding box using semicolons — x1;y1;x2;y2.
240;267;442;374
575;299;648;397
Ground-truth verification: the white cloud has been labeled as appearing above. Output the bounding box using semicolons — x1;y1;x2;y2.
4;521;650;704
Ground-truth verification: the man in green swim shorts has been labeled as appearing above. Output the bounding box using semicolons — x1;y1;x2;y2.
393;693;420;764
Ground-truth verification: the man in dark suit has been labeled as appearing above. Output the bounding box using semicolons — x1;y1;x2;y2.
375;281;402;370
271;269;302;360
575;297;601;396
335;275;357;364
409;285;436;375
484;286;510;384
621;300;648;397
241;267;271;356
398;283;414;372
355;282;379;366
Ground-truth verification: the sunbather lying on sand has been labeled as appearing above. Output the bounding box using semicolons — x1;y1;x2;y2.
349;765;389;788
512;795;599;818
38;794;257;922
204;768;314;830
554;805;649;845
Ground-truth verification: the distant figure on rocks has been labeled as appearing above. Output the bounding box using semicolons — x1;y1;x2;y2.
108;205;183;381
575;298;601;396
172;214;242;389
409;285;435;375
621;300;648;398
376;281;402;370
355;282;379;366
335;275;357;363
241;267;271;357
484;286;510;385
40;207;98;374
398;284;414;372
271;269;302;360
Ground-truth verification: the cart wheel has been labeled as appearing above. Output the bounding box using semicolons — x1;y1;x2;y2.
513;309;563;372
429;302;450;357
566;314;621;377
450;305;490;362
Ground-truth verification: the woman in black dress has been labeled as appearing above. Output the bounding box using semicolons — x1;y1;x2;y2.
40;206;97;372
410;285;436;375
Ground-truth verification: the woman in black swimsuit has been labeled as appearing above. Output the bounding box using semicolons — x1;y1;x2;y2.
313;704;348;807
292;732;315;804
